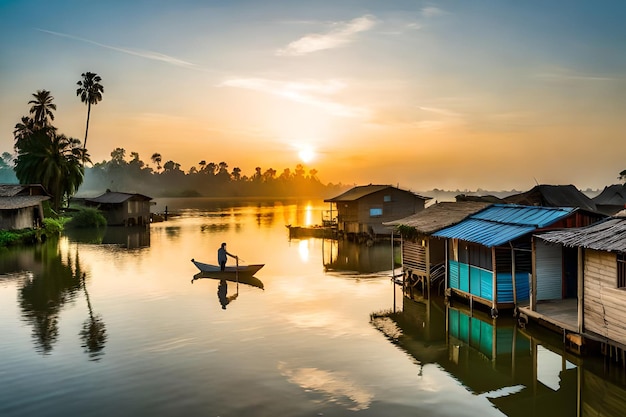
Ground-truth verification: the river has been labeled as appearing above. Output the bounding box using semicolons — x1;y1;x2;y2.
0;198;624;417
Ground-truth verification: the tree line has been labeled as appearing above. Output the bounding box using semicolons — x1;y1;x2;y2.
82;148;346;198
9;74;345;208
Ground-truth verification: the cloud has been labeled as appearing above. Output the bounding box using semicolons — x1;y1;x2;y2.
276;15;376;56
36;28;197;68
421;7;445;18
219;77;369;118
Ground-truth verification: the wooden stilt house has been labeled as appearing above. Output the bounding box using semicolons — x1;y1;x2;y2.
384;201;491;300
527;217;626;353
432;204;599;317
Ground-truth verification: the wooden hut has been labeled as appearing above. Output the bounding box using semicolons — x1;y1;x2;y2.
384;201;491;300
84;191;152;226
432;204;599;317
324;185;430;238
0;184;51;230
528;217;626;354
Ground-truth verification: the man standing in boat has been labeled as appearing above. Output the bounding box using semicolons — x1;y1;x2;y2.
218;242;238;271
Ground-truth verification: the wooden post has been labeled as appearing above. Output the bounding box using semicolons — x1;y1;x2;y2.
577;246;583;333
511;243;517;308
531;239;537;311
425;237;431;299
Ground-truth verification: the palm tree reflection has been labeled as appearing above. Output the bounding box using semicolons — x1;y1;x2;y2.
18;240;106;358
79;272;107;360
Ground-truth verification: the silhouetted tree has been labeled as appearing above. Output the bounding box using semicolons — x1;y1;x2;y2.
28;90;56;126
76;72;104;155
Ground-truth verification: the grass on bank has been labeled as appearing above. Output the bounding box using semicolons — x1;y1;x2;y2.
0;207;107;247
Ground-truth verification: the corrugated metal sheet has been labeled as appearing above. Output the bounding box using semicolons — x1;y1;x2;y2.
433;205;575;247
535;240;563;300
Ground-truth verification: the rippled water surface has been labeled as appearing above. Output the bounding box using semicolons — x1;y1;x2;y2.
1;198;625;417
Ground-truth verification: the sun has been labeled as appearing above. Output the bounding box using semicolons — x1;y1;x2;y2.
297;145;316;164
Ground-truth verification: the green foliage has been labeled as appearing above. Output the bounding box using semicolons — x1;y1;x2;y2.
396;224;419;240
67;208;107;228
42;218;64;235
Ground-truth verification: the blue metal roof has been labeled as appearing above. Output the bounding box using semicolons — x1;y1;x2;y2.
432;204;575;247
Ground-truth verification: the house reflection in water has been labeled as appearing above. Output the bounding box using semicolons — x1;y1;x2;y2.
322;238;399;274
64;226;150;249
372;296;626;417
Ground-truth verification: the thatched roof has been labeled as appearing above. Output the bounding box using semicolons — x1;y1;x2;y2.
0;195;49;209
536;217;626;253
503;184;596;212
383;201;491;234
0;184;49;197
324;184;429;202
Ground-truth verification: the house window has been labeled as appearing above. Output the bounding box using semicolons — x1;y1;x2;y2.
370;208;383;217
383;195;391;202
618;254;626;289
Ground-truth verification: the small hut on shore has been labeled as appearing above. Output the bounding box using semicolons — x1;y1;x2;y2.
84;191;152;226
0;184;50;230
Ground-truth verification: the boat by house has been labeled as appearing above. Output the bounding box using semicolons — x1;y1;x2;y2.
324;184;430;241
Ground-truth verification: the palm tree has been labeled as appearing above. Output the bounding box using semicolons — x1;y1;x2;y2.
14;129;88;211
151;153;162;171
28;90;56;126
13;116;37;142
76;72;104;154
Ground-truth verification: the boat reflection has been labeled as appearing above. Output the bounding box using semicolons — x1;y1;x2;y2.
372;296;626;417
191;272;264;310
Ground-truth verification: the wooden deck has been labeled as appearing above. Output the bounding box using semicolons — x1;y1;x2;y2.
518;298;579;333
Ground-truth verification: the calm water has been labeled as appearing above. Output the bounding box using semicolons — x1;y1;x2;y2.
0;198;625;417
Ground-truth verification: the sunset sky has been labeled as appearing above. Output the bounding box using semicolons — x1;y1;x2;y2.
1;0;625;191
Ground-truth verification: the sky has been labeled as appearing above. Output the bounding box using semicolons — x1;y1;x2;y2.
1;0;625;192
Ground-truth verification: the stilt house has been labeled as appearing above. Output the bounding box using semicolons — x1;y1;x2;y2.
529;217;626;351
384;201;491;299
324;185;429;237
432;204;599;316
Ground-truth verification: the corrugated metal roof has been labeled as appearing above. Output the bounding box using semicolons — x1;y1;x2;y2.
536;217;626;253
432;204;575;247
324;185;429;202
85;191;152;204
383;201;492;234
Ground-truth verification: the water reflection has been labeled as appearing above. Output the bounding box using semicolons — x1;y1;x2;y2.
64;226;150;249
191;272;265;309
323;239;398;273
79;273;107;360
373;295;626;417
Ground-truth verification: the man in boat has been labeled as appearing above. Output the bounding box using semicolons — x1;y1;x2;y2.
217;242;238;271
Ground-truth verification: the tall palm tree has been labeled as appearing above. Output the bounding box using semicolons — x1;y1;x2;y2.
28;90;56;126
76;72;104;155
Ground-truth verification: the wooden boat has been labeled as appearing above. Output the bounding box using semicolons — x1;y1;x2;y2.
191;259;264;277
